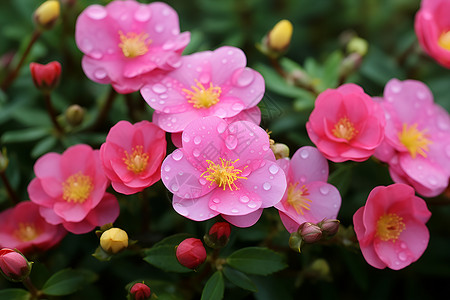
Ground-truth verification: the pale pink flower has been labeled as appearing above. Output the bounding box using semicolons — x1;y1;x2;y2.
373;79;450;197
415;0;450;68
161;116;286;227
100;120;167;194
274;146;341;233
353;183;431;270
75;0;190;93
306;83;385;162
27;144;119;234
0;201;66;255
141;46;265;133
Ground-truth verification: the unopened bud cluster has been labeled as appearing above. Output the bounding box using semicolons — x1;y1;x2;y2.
289;219;340;253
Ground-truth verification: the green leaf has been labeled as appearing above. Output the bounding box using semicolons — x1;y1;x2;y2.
0;289;30;300
201;271;224;300
223;266;257;292
143;245;192;273
153;233;191;248
1;127;50;143
42;268;95;296
31;136;58;158
226;247;287;275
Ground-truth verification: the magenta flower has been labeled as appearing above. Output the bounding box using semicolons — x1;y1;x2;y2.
0;201;66;255
415;0;450;68
353;183;431;270
274;146;341;233
141;46;265;133
75;0;190;93
373;79;450;197
306;83;385;162
27;144;120;234
161;116;286;227
100;120;167;195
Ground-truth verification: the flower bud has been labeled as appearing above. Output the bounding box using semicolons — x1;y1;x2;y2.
270;143;290;159
0;148;9;173
30;61;61;92
176;238;206;269
100;228;128;254
288;231;304;253
34;0;60;30
0;248;32;282
204;222;231;249
130;283;151;300
298;222;322;243
65;104;85;127
347;36;369;56
318;219;340;238
308;258;331;280
268;20;293;52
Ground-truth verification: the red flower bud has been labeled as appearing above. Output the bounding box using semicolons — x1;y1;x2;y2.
0;248;32;282
299;222;322;243
130;282;151;300
204;222;231;249
29;61;61;91
176;238;207;269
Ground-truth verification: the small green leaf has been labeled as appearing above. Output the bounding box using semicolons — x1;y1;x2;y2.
31;136;58;158
0;289;30;300
226;247;287;275
1;127;50;143
42;268;94;296
223;266;257;292
143;245;192;273
153;233;191;248
201;271;224;300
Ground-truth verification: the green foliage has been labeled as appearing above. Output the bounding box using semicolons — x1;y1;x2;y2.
201;271;225;300
0;289;30;300
226;247;287;275
41;268;97;296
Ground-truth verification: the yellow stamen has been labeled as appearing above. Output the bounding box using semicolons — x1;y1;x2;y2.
285;183;312;215
439;31;450;51
332;117;358;141
118;31;151;58
123;145;149;174
398;123;432;158
14;223;40;242
62;172;93;203
183;80;222;109
200;158;247;191
376;213;405;242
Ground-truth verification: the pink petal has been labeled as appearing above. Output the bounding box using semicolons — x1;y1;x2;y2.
34;152;62;178
171;132;183;148
86;193;120;227
53;201;90;223
279;211;302;233
290;146;329;184
172;193;219;221
62;219;96;235
207;187;262;216
222;208;263;228
39;206;64;225
111;180;142;194
28;178;55;208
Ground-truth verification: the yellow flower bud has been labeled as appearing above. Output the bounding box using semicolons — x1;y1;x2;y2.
347;37;369;56
34;0;60;30
268;20;293;51
100;228;128;254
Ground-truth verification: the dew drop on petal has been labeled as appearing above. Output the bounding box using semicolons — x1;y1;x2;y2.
162;40;175;50
155;24;164;33
172;150;183;161
215;108;227;118
240;195;250;203
320;186;329;195
300;149;309;159
210;204;217;211
174;203;189;216
212;198;220;204
300;176;307;183
86;5;107;20
134;7;151;22
390;83;401;93
81;39;94;52
263;182;271;190
152;83;167;94
398;252;408;262
194;136;202;145
182;134;190;143
231;103;244;111
171;183;179;192
269;164;279;175
199;73;210;84
225;135;238;150
94;68;107;80
193;149;200;157
217;122;227;134
199;178;207;185
248;202;257;209
233;67;254;87
164;165;171;172
91;51;103;59
231;208;239;214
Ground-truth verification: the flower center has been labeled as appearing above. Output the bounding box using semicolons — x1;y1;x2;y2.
332;117;358;141
200;158;247;191
14;223;40;242
123;145;149;174
62;172;93;203
183;80;222;109
285;183;312;215
118;31;151;58
376;213;405;242
398;123;432;158
439;31;450;51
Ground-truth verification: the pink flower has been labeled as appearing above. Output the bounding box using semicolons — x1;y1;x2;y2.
141;46;265;133
75;0;190;93
415;0;450;68
27;144;120;234
161;116;286;227
306;83;385;162
373;79;450;197
274;146;341;233
0;201;66;254
353;183;431;270
100;120;167;194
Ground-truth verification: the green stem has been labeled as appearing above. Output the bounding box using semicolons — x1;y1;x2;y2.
43;92;64;134
0;171;19;205
23;277;42;299
1;29;42;91
91;87;117;130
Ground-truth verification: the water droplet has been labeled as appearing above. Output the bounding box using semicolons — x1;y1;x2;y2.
215;108;227;118
227;50;234;55
437;116;450;130
155;24;164;33
263;182;271;190
231;208;239;214
222;58;227;64
152;83;167;94
398;252;407;261
194;136;202;145
417;91;427;100
212;198;220;204
300;176;307;183
199;178;207;185
182;134;190;143
428;176;437;186
174;203;189;216
269;164;279;175
178;171;184;176
234;67;254;87
91;51;103;59
86;5;107;20
134;6;151;22
162;8;170;16
300;149;309;159
248;202;257;209
320;186;329;195
171;183;179;192
225;135;238;150
199;73;210;84
164;165;171;172
94;68;107;80
162;40;175;50
217;122;227;134
400;242;407;249
262;144;270;151
231;103;244;111
193;149;200;157
390;83;401;93
240;195;250;203
210;204;217;210
172;150;183;161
